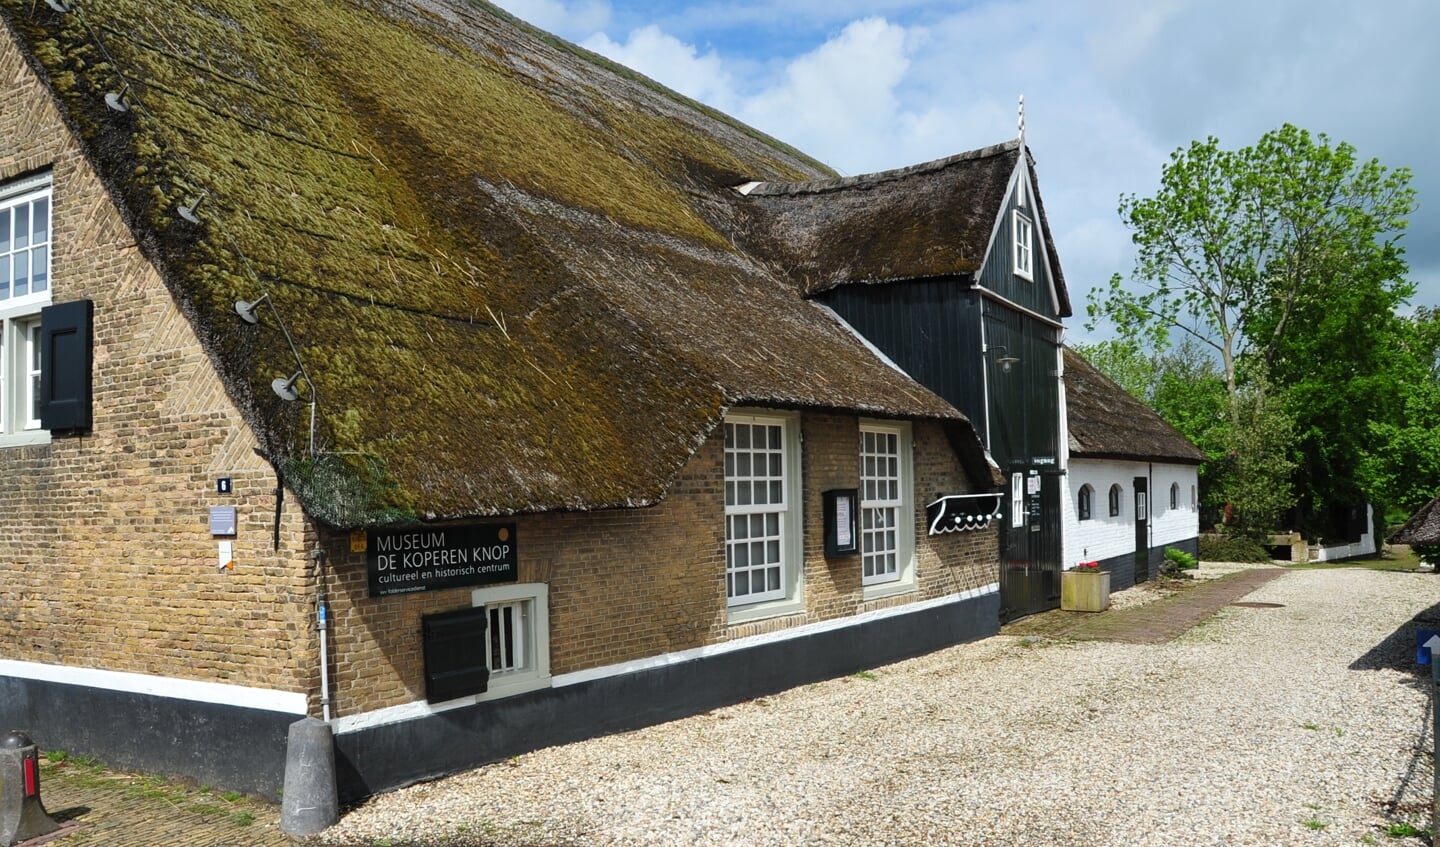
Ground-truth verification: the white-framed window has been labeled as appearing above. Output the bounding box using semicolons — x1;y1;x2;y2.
1191;484;1197;510
859;422;914;596
1010;472;1023;528
470;582;549;701
1108;484;1122;518
1012;210;1033;281
724;411;802;619
1077;484;1093;521
0;173;52;445
1170;482;1179;511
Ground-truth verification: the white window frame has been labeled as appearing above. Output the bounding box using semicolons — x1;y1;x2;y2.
0;173;53;447
724;410;803;623
1010;472;1023;528
859;421;915;599
1170;482;1179;511
1012;210;1034;281
1108;484;1123;518
468;582;550;702
1077;484;1093;521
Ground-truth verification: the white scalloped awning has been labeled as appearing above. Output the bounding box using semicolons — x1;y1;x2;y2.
926;493;1003;535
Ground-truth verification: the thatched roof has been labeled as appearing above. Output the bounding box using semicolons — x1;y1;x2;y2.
1388;496;1440;546
1063;347;1204;464
1;0;986;528
735;141;1070;313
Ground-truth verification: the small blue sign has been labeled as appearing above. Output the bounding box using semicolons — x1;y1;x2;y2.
1417;629;1439;665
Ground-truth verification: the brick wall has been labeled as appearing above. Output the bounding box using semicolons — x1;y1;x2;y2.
0;31;314;696
321;412;999;716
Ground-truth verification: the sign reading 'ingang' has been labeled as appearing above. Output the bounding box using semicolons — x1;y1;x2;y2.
366;523;517;597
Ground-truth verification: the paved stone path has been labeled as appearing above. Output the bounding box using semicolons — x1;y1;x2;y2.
28;759;289;847
1004;564;1288;643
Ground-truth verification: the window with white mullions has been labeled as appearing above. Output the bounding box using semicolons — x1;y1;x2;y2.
0;173;53;445
1013;210;1033;280
724;419;787;604
469;583;550;701
860;427;902;584
487;600;528;676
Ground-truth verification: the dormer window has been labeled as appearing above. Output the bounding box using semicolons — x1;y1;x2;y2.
1012;210;1033;281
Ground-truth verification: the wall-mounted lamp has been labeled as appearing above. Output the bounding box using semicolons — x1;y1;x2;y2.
989;345;1021;374
176;191;207;224
44;0;71;12
234;294;271;324
104;85;131;113
272;370;306;402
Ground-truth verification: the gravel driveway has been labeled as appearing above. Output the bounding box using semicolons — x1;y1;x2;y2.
313;565;1438;846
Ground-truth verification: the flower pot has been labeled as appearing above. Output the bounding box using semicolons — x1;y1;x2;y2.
1060;569;1111;612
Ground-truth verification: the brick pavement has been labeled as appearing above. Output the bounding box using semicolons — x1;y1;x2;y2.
1004;565;1289;643
25;758;291;847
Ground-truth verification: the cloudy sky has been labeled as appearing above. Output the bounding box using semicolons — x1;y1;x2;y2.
493;0;1440;341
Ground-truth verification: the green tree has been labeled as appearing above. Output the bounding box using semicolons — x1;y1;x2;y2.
1090;124;1415;403
1088;124;1417;534
1356;307;1440;520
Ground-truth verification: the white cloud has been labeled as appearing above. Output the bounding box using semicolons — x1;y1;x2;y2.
736;17;919;173
582;25;739;109
489;0;612;41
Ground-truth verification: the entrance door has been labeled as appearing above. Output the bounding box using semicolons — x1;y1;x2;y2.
999;468;1063;621
1133;477;1149;583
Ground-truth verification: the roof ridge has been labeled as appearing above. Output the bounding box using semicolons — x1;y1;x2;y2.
744;139;1021;197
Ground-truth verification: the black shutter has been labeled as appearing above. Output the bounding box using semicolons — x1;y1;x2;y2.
39;299;93;434
422;606;489;703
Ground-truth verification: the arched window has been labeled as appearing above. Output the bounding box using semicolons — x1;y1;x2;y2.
1078;484;1093;521
1170;482;1179;510
1108;484;1122;517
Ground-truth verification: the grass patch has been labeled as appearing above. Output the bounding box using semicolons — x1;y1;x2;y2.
1285;547;1421;572
1386;821;1429;838
852;670;877;681
1303;818;1328;830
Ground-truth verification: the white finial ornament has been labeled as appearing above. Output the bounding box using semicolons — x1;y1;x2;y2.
1017;94;1025;142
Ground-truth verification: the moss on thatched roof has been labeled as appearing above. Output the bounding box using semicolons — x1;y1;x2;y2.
1388;496;1440;546
1;0;980;527
1063;347;1204;464
736;140;1070;313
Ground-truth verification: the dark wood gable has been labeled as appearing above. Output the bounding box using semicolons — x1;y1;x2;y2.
975;163;1062;321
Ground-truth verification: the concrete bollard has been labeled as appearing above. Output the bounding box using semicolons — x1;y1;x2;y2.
280;717;338;836
0;732;59;847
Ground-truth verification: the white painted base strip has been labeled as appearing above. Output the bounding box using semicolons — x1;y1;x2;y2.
332;584;999;735
0;658;307;715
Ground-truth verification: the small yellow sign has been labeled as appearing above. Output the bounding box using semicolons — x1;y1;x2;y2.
350;531;367;553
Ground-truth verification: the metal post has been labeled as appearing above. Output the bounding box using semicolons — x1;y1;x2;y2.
1429;634;1440;847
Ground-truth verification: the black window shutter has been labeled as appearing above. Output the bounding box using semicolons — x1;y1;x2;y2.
39;299;94;434
422;606;489;703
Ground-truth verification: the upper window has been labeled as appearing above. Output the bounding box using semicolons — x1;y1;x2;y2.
0;174;52;443
1012;210;1033;281
859;422;914;594
724;413;801;616
1170;482;1180;511
1108;484;1122;518
1077;484;1093;521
